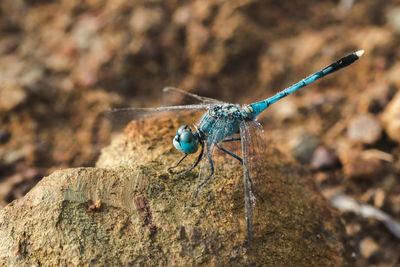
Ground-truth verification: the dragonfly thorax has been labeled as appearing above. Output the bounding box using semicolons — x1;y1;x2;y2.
209;104;255;120
209;104;241;120
173;125;200;154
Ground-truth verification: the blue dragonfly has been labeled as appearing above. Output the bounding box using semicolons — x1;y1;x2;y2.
108;50;364;241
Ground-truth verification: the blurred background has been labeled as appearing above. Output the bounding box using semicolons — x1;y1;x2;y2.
0;0;399;265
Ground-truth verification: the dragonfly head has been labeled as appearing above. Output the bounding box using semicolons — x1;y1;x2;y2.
173;125;199;154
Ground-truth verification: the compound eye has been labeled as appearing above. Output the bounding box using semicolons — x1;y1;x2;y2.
173;125;198;154
173;136;184;153
177;125;190;135
181;131;194;143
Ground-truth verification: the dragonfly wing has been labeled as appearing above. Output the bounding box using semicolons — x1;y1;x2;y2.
162;87;225;106
197;118;230;194
239;119;266;241
105;104;213;126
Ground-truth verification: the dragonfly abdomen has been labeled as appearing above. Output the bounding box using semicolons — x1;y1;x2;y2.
250;50;364;117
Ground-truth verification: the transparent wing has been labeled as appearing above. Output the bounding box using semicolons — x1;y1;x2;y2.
162;87;225;106
239;119;266;241
105;104;213;126
197;118;230;195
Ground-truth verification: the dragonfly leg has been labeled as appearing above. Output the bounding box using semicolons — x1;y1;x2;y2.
217;143;265;203
216;144;243;163
222;137;241;143
176;141;204;176
167;154;188;172
193;147;214;198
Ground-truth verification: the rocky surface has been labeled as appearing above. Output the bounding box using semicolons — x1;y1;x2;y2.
0;115;349;266
1;0;400;265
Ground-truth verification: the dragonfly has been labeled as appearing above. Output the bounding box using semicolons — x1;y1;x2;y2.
107;50;364;241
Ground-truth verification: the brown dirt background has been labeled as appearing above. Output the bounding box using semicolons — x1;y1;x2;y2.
0;0;399;265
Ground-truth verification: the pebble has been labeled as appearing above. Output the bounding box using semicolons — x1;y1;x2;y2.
357;82;390;113
173;5;192;26
359;237;379;259
373;188;386;208
271;98;298;122
387;62;400;88
386;7;400;34
347;114;382;144
0;84;27;112
0;129;11;144
310;146;339;170
130;7;165;35
381;91;400;144
290;131;319;164
342;151;383;179
345;223;361;236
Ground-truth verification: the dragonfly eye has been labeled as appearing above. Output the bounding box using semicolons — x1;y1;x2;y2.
173;125;199;154
176;125;190;135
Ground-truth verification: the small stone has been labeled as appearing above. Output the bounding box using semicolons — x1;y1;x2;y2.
387;63;400;88
0;84;27;112
314;172;329;183
289;130;319;164
358;82;390;113
381;91;400;144
342;151;383;179
130;7;165;35
2;146;33;165
390;194;400;214
386;7;400;34
359;237;379;259
173;5;192;26
20;66;44;88
88;200;102;212
345;223;361;236
373;189;386;209
310;146;339;170
347;114;382;144
271;98;298;122
0;129;11;144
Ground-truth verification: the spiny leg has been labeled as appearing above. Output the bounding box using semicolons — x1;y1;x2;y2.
193;146;214;198
218;142;255;241
177;141;204;176
222;137;241;143
217;143;264;202
167;154;188;172
216;144;243;163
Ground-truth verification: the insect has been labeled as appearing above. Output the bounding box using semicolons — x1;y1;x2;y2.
107;50;364;241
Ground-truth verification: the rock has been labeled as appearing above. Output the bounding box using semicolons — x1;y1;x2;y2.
310;146;339;170
130;7;165;35
373;188;386;209
357;82;390;113
341;150;384;179
0;115;350;266
359;237;379;259
0;128;11;144
381;91;400;144
386;7;400;34
347;114;382;144
0;84;27;112
172;5;192;26
387;63;400;89
289;130;319;164
271;98;298;122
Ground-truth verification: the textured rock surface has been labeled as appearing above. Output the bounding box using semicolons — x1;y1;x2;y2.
0;114;350;266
